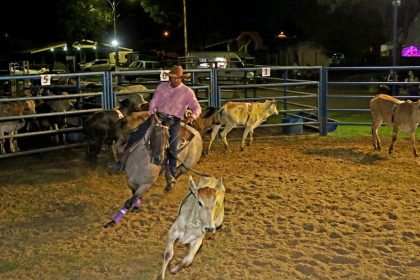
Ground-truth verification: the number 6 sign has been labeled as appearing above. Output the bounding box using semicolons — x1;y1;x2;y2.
160;70;170;81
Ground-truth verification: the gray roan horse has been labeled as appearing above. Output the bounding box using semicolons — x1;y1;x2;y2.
104;114;203;228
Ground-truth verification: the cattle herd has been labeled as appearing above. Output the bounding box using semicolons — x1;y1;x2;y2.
1;86;420;277
0;92;79;154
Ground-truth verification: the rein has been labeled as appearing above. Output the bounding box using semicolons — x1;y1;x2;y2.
144;122;169;151
127;121;168;153
174;154;211;177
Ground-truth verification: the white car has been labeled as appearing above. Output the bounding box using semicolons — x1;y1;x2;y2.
119;60;162;81
80;59;116;72
9;63;49;75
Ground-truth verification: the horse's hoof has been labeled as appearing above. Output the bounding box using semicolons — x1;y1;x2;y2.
131;206;140;213
104;220;116;228
165;184;173;192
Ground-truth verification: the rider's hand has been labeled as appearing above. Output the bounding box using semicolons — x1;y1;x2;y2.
186;116;194;124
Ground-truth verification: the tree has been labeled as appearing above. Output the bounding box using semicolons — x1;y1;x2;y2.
140;0;183;26
55;0;112;43
295;1;388;64
316;0;420;45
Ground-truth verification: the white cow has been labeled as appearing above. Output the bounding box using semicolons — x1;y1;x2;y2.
207;99;278;153
157;176;225;280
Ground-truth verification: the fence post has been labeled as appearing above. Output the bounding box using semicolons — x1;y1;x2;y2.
212;68;221;108
210;68;215;107
103;72;113;110
283;70;288;112
318;67;328;136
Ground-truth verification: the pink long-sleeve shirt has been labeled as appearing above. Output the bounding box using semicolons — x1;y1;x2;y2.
148;82;202;119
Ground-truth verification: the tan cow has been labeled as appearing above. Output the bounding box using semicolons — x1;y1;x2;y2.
0;100;36;154
114;84;149;105
370;94;403;151
388;100;420;156
157;176;225;280
370;94;420;156
207;99;278;153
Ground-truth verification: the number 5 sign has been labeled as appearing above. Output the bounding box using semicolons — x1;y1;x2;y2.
160;70;170;81
40;74;52;86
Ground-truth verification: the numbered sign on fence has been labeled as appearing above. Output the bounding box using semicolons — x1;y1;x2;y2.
160;70;170;81
261;68;271;77
40;74;52;86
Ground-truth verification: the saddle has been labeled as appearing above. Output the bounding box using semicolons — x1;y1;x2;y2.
177;125;195;152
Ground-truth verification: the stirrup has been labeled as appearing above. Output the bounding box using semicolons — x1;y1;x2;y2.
169;175;176;184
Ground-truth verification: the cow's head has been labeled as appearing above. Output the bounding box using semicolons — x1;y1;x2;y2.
210;107;222;125
265;99;278;116
23;100;36;115
189;176;225;233
118;94;149;115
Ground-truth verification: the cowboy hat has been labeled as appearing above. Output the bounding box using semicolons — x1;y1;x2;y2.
167;65;191;79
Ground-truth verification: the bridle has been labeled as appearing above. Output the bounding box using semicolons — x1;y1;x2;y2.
144;118;170;165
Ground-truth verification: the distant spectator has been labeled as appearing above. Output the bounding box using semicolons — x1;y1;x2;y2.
292;62;301;79
382;70;399;96
404;70;419;100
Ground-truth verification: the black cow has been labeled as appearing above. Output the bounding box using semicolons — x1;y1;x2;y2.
84;96;148;163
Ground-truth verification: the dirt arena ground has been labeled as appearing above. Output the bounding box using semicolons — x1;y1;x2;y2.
0;135;419;280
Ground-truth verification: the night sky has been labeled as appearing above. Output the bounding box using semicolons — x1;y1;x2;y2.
0;0;300;53
0;1;155;48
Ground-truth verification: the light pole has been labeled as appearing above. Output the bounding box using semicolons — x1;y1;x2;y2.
392;0;401;67
107;0;120;66
183;0;188;57
391;0;401;96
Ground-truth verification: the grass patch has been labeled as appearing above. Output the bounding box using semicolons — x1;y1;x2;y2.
329;125;372;139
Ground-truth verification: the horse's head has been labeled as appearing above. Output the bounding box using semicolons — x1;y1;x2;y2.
147;114;170;165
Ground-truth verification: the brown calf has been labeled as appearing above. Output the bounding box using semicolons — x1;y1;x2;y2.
370;94;420;156
388;100;420;156
191;107;221;138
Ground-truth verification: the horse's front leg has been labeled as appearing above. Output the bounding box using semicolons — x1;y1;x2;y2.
131;189;141;212
104;184;149;228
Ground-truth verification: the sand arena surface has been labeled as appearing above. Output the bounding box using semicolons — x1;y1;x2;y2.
0;136;419;280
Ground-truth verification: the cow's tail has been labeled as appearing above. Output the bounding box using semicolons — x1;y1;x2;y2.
391;103;401;124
